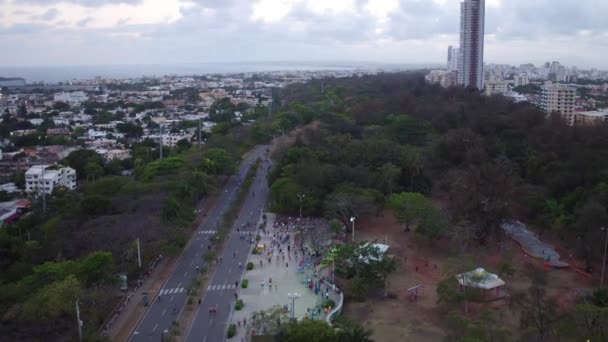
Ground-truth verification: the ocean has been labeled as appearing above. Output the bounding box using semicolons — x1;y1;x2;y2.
0;62;428;84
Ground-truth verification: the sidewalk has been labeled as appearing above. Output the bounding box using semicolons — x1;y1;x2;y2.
230;213;323;341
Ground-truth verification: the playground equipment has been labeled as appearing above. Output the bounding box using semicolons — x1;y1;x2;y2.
407;284;424;301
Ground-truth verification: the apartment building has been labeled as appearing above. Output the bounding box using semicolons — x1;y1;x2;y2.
458;0;485;89
484;80;510;96
25;165;77;195
541;83;576;117
425;70;459;88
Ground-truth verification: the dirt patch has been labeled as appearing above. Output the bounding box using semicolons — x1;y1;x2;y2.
342;211;593;341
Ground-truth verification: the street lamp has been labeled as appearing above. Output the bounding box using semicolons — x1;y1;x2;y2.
161;329;169;342
601;227;608;288
287;293;300;319
297;193;305;220
350;217;356;243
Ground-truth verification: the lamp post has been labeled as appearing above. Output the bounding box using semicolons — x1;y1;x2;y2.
297;193;305;220
161;329;169;342
601;227;608;288
287;293;300;319
350;217;356;243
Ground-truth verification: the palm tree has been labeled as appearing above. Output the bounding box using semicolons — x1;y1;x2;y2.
336;319;374;342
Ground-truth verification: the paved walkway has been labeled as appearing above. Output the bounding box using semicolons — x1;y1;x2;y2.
501;221;569;267
230;214;325;340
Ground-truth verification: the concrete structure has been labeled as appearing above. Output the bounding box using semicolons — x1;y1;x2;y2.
25;165;76;195
162;133;191;147
458;0;485;89
425;70;458;88
484;80;510;96
541;83;576;119
447;46;459;72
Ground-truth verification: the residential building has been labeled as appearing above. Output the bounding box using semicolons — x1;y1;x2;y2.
447;46;459;72
53;91;88;105
25;165;77;195
541;83;576;118
162;133;191;147
514;74;529;87
573;109;608;126
425;70;459;88
484;80;510;96
458;0;485;89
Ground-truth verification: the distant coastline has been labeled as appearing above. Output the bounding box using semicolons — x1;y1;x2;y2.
0;62;439;84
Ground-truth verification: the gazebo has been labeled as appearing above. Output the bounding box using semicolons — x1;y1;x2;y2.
456;267;507;300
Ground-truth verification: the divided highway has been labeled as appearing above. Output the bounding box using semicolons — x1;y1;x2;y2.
184;146;272;342
129;145;269;342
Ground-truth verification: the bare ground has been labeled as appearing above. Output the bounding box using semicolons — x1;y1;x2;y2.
342;211;593;342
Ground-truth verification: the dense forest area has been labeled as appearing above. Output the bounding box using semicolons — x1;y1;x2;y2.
270;71;608;272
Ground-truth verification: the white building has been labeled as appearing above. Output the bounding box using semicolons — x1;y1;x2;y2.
25;165;77;195
458;0;485;89
53;91;88;105
514;74;529;87
162;133;192;147
447;46;460;72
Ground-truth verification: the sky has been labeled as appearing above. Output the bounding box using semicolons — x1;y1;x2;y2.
0;0;607;69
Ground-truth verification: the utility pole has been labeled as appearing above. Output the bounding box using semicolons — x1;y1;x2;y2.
350;216;356;243
136;238;142;269
159;125;164;160
198;118;202;148
601;227;608;288
297;193;305;220
41;165;46;215
75;300;83;342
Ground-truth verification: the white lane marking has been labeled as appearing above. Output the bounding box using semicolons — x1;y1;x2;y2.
170;295;175;302
152;323;158;332
203;336;207;342
162;309;166;317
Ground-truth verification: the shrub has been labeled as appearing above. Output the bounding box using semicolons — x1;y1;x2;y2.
255;234;261;242
235;299;244;311
323;299;335;308
241;279;249;288
246;262;254;270
187;297;193;305
227;324;237;338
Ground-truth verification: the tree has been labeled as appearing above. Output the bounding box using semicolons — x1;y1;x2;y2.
175;138;192;153
334;318;374;342
278;319;339;342
63;149;104;180
85;161;104;183
403;147;423;192
513;274;560;341
323;186;382;228
376;163;400;195
388;192;432;232
20;275;81;321
201;148;235;175
334;242;397;300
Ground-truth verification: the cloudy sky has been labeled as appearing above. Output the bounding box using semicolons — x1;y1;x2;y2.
0;0;606;68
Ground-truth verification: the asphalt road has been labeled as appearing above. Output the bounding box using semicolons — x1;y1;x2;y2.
130;145;269;342
184;149;273;342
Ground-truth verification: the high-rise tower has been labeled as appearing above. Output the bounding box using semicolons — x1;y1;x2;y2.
457;0;485;89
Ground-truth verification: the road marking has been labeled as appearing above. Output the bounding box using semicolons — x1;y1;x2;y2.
152;323;158;332
184;271;188;277
162;309;166;317
170;295;175;302
203;336;207;342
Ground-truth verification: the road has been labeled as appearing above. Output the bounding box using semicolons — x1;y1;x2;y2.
184;149;272;342
130;145;269;342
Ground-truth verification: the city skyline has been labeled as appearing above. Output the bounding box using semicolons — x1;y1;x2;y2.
1;0;607;69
